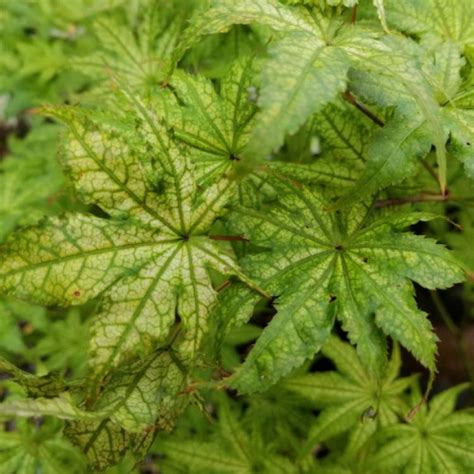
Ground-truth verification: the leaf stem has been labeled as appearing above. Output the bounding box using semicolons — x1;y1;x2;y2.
209;235;249;242
342;91;385;127
375;192;472;207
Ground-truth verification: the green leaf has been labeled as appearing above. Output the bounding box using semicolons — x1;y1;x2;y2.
373;0;389;33
0;102;260;380
341;37;450;200
0;124;64;243
65;418;154;473
384;0;474;50
94;351;188;433
370;384;474;473
0;355;65;398
0;393;104;421
176;0;315;61
0;351;187;432
284;337;412;449
178;0;384;164
70;10;184;99
0;419;86;474
158;399;298;473
221;180;463;392
336;113;433;206
160;59;355;202
160;58;258;181
244;31;350;163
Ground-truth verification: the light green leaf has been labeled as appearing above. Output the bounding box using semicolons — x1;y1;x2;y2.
336;114;433;206
370;384;474;473
373;0;389;33
0;102;259;380
384;0;474;50
65;418;154;473
95;351;188;432
175;0;315;61
160;59;356;203
0;419;86;474
245;31;350;163
223;181;463;392
71;16;180;97
285;337;413;451
0;393;103;421
0;355;65;398
346;37;449;196
0;351;187;432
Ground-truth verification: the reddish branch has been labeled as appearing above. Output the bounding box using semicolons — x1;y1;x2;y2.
209;235;249;242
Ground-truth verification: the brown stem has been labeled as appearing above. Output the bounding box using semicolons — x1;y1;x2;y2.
209;235;249;242
216;280;232;292
374;192;469;208
343;91;385;127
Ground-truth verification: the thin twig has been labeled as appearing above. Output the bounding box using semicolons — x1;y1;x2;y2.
216;280;232;292
209;235;249;242
375;192;470;208
343;91;385;127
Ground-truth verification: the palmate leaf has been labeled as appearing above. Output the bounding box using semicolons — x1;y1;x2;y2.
219;178;464;392
313;99;374;167
384;0;474;50
70;5;186;99
160;58;259;182
369;384;474;473
62;350;188;472
158;400;298;474
1;351;189;470
160;58;358;201
0;99;261;381
430;41;474;180
336;36;454;204
284;337;413;454
177;0;386;164
344;38;474;198
0;419;86;474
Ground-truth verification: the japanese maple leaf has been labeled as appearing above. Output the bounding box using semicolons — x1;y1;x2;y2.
218;177;464;392
370;383;474;473
339;37;474;205
0;99;262;381
0;419;86;474
284;336;414;456
158;400;297;473
159;58;355;204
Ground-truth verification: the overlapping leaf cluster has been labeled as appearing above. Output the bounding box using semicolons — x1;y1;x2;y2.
0;0;473;472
